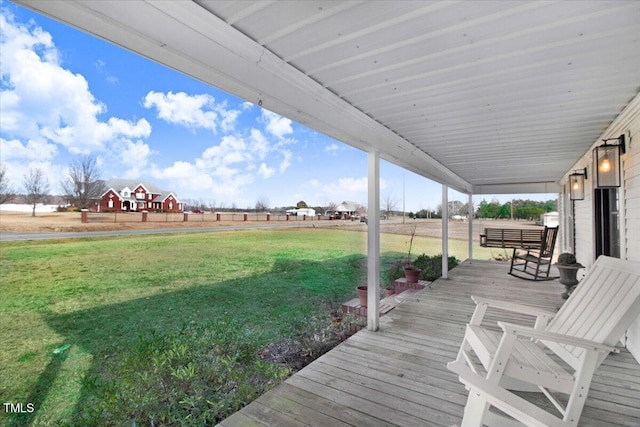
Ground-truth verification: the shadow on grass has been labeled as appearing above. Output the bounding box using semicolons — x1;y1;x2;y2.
12;254;372;425
8;352;68;426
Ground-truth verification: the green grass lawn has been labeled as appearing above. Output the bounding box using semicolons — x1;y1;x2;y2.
0;228;498;425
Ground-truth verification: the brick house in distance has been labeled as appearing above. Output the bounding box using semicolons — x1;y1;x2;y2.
99;179;183;213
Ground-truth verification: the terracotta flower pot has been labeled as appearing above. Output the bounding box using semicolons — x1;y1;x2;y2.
356;286;367;307
404;267;421;284
385;289;396;297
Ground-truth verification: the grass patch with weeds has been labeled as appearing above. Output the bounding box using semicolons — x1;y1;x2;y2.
0;228;494;425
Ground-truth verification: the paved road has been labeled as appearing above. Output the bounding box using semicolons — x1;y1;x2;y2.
0;221;364;242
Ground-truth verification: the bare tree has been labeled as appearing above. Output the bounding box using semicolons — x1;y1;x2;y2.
323;200;337;214
0;164;14;204
255;195;270;212
23;167;50;217
61;155;105;209
205;200;218;211
383;193;397;217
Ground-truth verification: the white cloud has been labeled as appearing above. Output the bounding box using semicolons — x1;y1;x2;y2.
316;176;388;204
279;149;292;173
0;9;152;157
257;163;275;179
152;127;295;198
117;140;154;179
327;177;369;193
95;59;119;85
219;109;240;133
0;137;57;161
152;161;215;192
325;143;341;154
196;135;251;170
142;91;240;133
261;109;293;138
148;106;295;197
249;129;270;160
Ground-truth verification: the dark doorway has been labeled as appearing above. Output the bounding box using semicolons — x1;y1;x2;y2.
594;188;620;258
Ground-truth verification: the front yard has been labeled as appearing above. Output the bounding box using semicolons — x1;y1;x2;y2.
0;228;496;425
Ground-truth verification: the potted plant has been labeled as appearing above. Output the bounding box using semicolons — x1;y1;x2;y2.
555;252;584;299
384;281;395;297
356;285;367;307
403;226;421;284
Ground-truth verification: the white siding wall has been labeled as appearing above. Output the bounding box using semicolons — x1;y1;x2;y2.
573;184;594;271
558;191;570;252
623;110;640;358
561;95;640;361
625;125;640;262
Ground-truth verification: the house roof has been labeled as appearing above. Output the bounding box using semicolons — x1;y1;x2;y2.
18;1;640;195
336;201;361;212
152;192;180;203
102;179;180;200
103;179;167;195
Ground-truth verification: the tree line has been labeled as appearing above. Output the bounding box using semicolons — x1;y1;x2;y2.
0;155;105;217
476;199;556;220
1;157;556;220
406;198;556;220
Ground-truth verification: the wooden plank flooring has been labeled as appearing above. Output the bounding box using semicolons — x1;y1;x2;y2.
218;260;640;426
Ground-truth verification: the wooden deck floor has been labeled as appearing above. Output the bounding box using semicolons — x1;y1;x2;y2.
218;260;640;427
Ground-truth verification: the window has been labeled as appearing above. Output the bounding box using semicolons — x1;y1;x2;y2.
563;187;574;253
169;202;173;210
594;188;620;258
108;200;113;208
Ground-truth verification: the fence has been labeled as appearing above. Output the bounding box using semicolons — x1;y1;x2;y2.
81;210;332;224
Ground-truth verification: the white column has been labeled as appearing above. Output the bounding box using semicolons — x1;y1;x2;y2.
367;151;380;331
442;185;449;279
468;193;474;262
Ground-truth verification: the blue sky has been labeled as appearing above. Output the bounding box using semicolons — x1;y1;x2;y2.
0;2;554;212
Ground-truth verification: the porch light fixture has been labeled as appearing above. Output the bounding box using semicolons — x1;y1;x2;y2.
569;168;587;200
594;135;625;188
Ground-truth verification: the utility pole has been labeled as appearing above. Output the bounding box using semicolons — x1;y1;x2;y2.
402;175;405;224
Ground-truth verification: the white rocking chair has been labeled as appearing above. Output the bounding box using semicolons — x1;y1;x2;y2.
447;255;640;427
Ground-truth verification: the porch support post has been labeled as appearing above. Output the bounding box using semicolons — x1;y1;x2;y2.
468;193;474;261
367;151;380;331
442;185;449;279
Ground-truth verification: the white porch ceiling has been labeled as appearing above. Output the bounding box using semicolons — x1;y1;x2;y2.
16;0;640;195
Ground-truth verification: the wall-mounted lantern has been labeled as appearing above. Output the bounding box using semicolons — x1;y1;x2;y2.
594;135;625;188
569;168;587;200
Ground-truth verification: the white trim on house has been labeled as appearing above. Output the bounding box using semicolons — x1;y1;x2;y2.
442;185;449;280
367;152;381;331
19;1;640;197
559;93;640;361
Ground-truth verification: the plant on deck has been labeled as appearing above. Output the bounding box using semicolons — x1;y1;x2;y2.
405;225;418;268
387;253;460;283
413;253;460;281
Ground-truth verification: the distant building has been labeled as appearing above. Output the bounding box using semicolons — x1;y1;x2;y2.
286;208;316;217
537;211;559;227
99;179;183;213
335;201;364;219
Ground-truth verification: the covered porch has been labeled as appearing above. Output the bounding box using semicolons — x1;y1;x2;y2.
219;260;640;426
17;0;640;331
14;1;640;424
